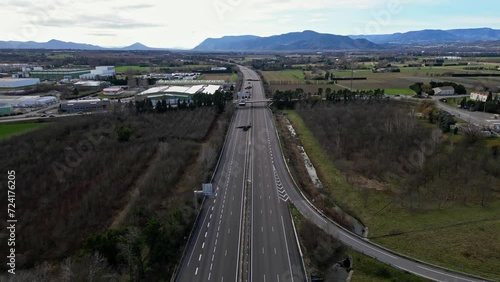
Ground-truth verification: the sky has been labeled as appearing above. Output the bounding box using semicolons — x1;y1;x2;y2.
1;0;500;49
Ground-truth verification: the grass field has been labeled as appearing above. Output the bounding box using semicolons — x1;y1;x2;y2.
261;70;306;83
290;207;429;282
283;110;500;280
380;88;416;95
0;122;46;140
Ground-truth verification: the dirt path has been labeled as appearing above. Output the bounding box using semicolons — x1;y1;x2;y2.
109;151;160;230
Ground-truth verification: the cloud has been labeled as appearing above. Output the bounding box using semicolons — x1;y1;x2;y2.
40;14;164;29
118;4;156;10
87;32;117;37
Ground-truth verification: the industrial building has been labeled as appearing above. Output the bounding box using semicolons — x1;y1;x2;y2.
60;98;111;113
433;86;455;96
103;86;125;95
137;84;222;105
0;103;13;116
0;95;58;108
470;91;497;102
80;66;115;80
0;78;40;88
30;68;91;80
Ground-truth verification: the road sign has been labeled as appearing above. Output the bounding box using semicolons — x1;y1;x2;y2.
202;183;213;196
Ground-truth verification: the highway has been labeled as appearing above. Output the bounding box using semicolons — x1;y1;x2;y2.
175;66;305;282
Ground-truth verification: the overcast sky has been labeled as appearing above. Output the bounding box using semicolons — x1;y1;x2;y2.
2;0;499;49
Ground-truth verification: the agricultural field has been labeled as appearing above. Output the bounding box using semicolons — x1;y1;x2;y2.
0;121;47;140
261;70;306;83
262;67;500;94
278;104;500;280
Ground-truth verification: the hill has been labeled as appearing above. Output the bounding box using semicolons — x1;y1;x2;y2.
0;39;163;50
349;27;500;44
194;30;379;51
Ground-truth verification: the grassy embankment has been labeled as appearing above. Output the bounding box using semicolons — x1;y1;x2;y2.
290;207;430;282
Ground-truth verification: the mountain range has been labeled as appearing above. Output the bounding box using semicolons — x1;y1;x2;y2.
0;39;169;51
349;28;500;44
1;28;500;51
193;30;378;51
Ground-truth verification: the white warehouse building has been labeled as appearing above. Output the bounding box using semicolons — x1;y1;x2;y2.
0;95;58;108
80;66;115;80
0;78;40;88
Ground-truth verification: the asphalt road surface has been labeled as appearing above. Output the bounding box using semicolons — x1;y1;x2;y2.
176;67;305;282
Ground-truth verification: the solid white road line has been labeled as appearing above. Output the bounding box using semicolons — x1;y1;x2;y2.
281;216;294;282
417;265;476;282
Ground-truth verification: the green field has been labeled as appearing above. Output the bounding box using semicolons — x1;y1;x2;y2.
383;88;417;95
261;70;306;83
0;122;46;140
283;110;500;280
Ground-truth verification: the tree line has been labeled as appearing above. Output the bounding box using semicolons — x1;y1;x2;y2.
273;87;386;109
409;81;467;95
135;90;233;114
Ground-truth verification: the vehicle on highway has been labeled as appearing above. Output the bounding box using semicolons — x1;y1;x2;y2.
239;101;246;106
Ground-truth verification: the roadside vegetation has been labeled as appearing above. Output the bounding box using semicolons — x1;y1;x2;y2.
275;97;500;280
291;207;429;282
0;102;234;280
